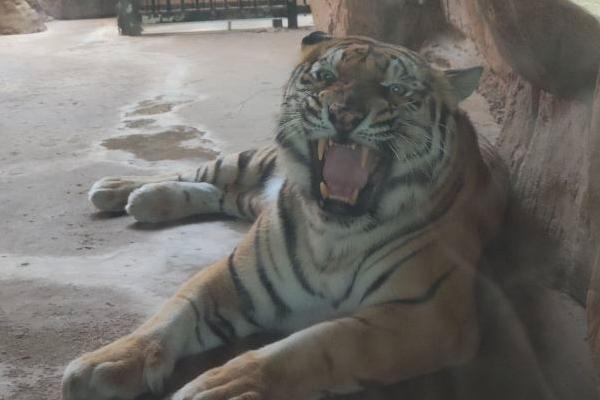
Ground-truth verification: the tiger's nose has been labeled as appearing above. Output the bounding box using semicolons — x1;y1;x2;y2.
328;103;366;135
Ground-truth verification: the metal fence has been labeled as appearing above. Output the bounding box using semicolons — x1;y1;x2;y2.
140;0;310;23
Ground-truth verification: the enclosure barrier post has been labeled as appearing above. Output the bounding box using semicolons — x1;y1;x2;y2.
117;0;143;35
287;0;298;28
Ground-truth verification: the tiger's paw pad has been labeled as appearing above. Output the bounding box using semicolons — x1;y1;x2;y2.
89;176;149;212
171;354;268;400
126;182;222;223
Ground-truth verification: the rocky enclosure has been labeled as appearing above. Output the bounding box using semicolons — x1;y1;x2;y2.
311;0;600;397
0;0;46;35
0;0;118;33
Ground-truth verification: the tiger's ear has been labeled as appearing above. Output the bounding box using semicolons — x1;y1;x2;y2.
444;66;483;101
301;31;333;49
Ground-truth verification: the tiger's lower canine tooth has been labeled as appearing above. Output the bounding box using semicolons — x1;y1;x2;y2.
361;146;369;168
320;182;330;199
318;139;327;161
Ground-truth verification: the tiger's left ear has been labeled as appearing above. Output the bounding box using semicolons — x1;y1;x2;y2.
444;66;484;101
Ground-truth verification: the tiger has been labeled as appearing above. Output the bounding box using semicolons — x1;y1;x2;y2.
62;32;508;400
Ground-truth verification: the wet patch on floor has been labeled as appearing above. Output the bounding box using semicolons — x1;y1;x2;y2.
123;118;157;129
95;94;220;166
126;96;190;117
101;125;218;162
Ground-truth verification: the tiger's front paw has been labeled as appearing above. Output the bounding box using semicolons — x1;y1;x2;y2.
172;352;272;400
89;176;149;212
125;182;222;223
62;336;173;400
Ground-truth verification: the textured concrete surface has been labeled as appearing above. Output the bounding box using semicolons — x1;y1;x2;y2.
0;19;310;399
0;16;595;400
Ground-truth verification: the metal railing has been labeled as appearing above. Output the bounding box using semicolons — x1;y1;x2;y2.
140;0;310;23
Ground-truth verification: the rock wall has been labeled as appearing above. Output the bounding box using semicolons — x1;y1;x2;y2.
587;70;600;393
36;0;117;19
0;0;46;35
311;0;600;395
310;0;446;48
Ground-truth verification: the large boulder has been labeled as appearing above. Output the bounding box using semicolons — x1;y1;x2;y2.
475;0;600;98
36;0;117;19
0;0;46;35
438;0;600;312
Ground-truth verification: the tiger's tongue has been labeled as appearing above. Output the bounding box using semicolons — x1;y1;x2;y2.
323;145;369;199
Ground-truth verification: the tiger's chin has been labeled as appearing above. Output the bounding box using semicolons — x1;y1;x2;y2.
310;138;388;217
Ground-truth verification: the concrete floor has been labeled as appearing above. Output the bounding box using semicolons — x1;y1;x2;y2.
0;19;310;399
0;18;596;400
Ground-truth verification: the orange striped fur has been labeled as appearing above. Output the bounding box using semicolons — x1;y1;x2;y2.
65;33;508;400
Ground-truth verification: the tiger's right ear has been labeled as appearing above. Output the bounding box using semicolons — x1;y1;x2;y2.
301;31;333;49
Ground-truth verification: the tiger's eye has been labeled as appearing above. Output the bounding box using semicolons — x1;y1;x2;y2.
388;84;404;95
317;70;337;84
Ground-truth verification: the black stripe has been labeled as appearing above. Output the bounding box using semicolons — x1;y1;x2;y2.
370;119;394;130
428;97;437;122
259;157;277;184
307;237;327;273
275;134;310;166
247;195;258;219
334;264;361;308
176;294;204;347
235;192;247;218
235;149;257;185
406;124;435;160
361;226;416;268
204;306;233;345
360;176;463;269
199;165;209;182
255;224;291;318
287;64;306;93
433;105;450;163
214;308;236;339
360;243;432;303
218;188;226;213
364;229;430;274
228;253;260;328
380;267;455;306
278;186;321;297
211;157;223;185
386;169;432;189
299;75;312;85
304;103;321;120
375;107;391;119
264;228;283;279
372;175;463;252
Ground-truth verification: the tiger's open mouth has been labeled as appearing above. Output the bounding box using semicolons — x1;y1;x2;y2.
312;139;383;214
